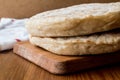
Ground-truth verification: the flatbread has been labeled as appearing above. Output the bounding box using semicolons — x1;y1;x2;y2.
26;2;120;37
29;29;120;55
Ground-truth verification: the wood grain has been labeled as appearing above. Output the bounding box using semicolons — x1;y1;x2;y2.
1;50;120;80
13;41;120;75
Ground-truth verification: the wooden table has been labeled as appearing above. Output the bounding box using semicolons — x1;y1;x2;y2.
0;50;120;80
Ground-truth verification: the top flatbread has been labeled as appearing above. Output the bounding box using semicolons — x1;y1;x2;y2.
26;2;120;37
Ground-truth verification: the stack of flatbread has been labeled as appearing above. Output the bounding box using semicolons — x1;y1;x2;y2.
26;2;120;55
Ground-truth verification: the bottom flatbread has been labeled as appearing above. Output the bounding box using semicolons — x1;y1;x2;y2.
29;30;120;55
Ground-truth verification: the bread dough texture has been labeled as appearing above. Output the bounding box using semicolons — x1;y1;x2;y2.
26;2;120;37
29;30;120;55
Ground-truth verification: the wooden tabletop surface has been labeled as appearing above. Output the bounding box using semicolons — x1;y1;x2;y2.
0;50;120;80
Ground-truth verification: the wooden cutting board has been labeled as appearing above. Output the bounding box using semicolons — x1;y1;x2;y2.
13;41;120;74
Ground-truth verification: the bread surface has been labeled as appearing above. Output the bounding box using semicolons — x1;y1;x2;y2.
29;30;120;55
26;2;120;37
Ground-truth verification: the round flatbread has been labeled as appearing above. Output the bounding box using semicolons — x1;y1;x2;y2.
26;2;120;37
29;30;120;55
